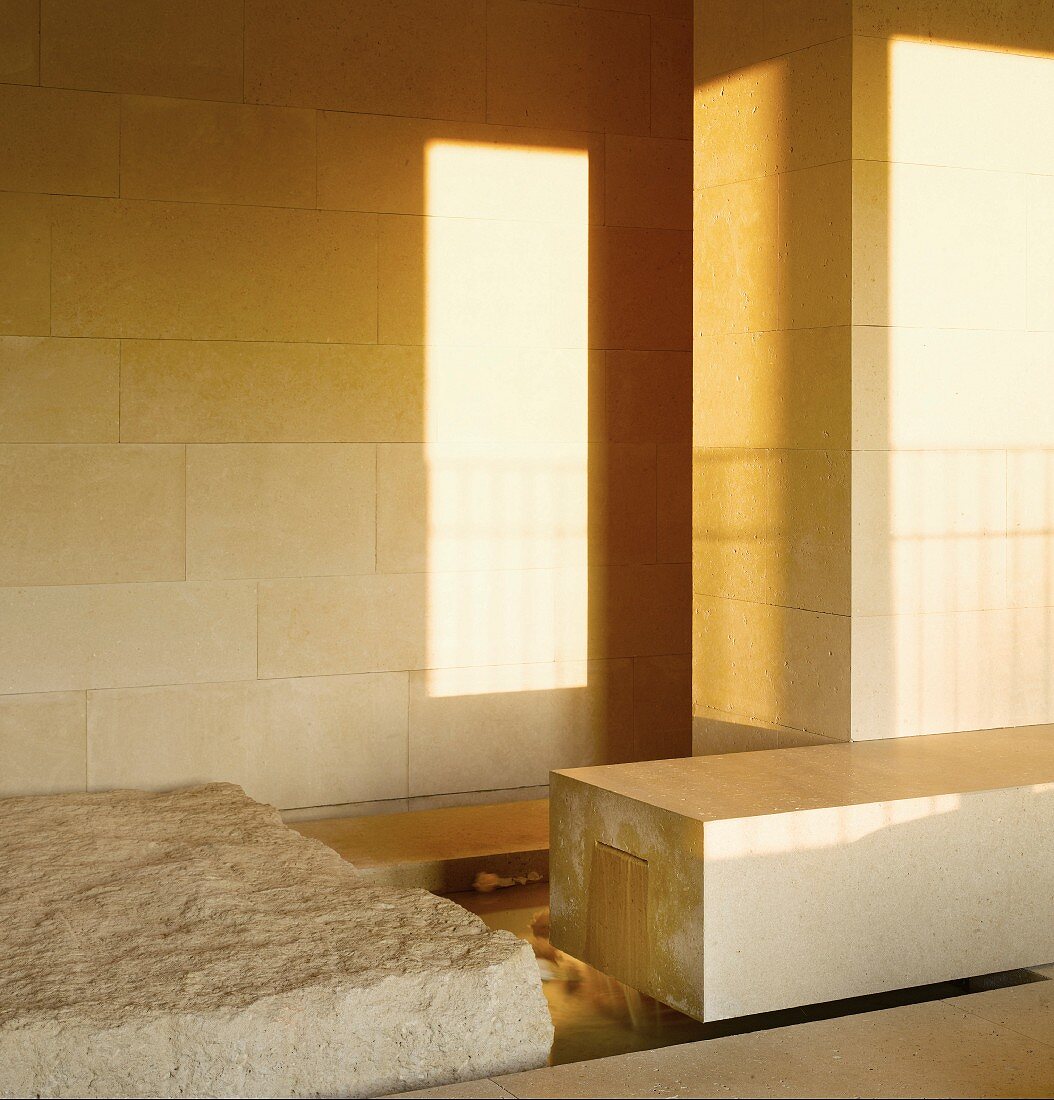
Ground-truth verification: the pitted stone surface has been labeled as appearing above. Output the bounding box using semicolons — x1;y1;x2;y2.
0;784;552;1098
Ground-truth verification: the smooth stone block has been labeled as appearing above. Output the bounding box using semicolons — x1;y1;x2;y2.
0;783;552;1098
551;726;1054;1021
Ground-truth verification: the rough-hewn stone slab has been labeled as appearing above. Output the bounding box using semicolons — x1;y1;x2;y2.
0;784;552;1098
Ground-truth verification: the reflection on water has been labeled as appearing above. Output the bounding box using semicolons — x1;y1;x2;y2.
448;882;1052;1068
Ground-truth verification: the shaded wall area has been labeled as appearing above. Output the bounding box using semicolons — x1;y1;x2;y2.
0;0;693;812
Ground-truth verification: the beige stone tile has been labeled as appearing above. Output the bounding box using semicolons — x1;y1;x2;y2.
0;85;118;196
486;0;649;134
41;0;243;100
244;0;485;120
0;0;39;84
591;226;691;351
853;0;928;39
258;573;428;679
854;36;1054;176
0;691;85;797
1008;333;1054;450
379;214;588;350
693;175;779;336
0;337;118;442
853;449;1008;616
650;17;691;140
656;443;690;563
88;673;409;810
1008;449;1054;609
120;341;425;444
589;443;657;566
605;135;690;230
1029;175;1054;333
426;347;596;446
120;97;316;208
0;581;257;694
693;0;765;83
851;606;1054;739
946;980;1054;1051
51;198;377;342
406;786;548;814
186;444;375;581
694;593;851;739
582;0;690;16
496;975;1054;1097
692;708;781;754
693;447;851;615
0;444;184;586
632;653;690;758
377;442;587;574
281;797;410;824
695;37;851;189
319;112;602;222
606;351;690;444
567;562;690;660
852;327;1016;450
922;0;1054;58
0;192;49;336
408;659;633;796
695;328;851;450
854;160;1027;330
779;161;852;330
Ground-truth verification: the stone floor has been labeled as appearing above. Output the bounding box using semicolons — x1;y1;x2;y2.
386;883;1054;1099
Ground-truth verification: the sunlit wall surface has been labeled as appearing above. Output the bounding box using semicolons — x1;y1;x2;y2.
851;34;1054;739
424;142;589;697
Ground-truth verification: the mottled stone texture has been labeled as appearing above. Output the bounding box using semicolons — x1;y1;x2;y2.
0;784;552;1098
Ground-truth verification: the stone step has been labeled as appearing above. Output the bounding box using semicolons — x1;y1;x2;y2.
291;797;549;893
550;725;1054;1022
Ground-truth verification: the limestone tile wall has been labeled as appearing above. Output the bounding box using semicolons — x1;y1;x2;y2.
0;1;693;808
692;2;855;750
849;2;1054;740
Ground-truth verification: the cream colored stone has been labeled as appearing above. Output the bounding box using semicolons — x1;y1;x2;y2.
590;443;657;566
693;593;851;740
852;449;1008;616
1008;449;1054;608
51;198;378;342
0;84;118;196
0;192;49;336
606;351;691;444
853;160;1027;329
0;0;38;83
41;0;243;100
379;214;588;350
695;328;851;450
551;725;1054;1022
0;784;552;1097
0;444;184;586
650;17;691;140
656;442;690;564
377;442;586;574
1028;174;1054;332
0;692;85;797
0;582;257;694
591;226;691;352
486;0;650;135
186;444;375;580
693;447;850;614
244;0;485;120
319;112;602;223
632;653;691;759
604;136;690;231
778;161;852;330
693;176;779;335
88;674;409;809
120;97;316;208
850;606;1054;739
121;340;425;444
0;337;118;442
408;660;633;796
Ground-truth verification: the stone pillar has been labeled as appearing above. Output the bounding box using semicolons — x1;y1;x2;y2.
692;1;1054;751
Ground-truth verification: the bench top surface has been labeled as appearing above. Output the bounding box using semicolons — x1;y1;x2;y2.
553;725;1054;823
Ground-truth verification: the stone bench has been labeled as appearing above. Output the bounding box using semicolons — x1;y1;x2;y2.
0;784;552;1098
550;726;1054;1022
